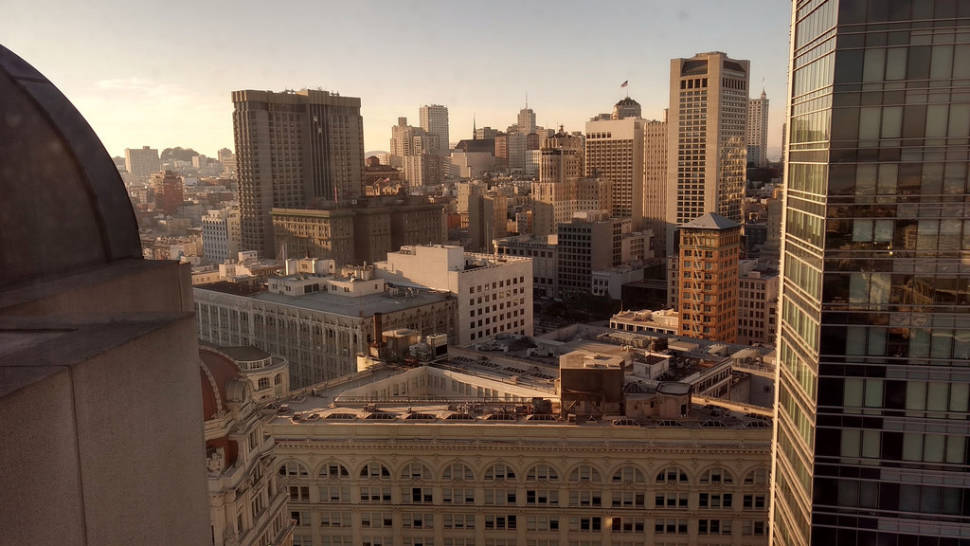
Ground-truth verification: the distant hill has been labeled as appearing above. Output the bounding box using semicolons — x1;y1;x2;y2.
365;150;388;158
160;147;199;162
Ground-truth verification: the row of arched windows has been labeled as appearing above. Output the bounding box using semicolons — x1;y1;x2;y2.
278;460;768;487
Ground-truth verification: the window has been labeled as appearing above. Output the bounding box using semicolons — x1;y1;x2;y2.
443;514;476;529
699;468;734;485
698;519;731;535
569;464;602;483
526;488;559;505
569;490;601;507
359;486;391;503
612;466;646;484
402;512;434;529
527;516;560;531
403;486;433;504
612;490;645;508
279;461;309;477
320;486;349;503
484;488;516;505
319;462;349;479
698;492;732;508
655;492;688;509
291;510;309;527
611;517;645;533
485;514;516;530
743;520;767;536
258;377;270;390
319;511;351;528
360;462;391;480
441;462;474;480
527;464;559;481
655;466;688;484
743;494;766;509
568;517;601;532
289;485;309;501
442;487;476;504
360;512;393;528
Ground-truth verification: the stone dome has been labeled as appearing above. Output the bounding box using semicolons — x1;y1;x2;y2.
0;45;142;289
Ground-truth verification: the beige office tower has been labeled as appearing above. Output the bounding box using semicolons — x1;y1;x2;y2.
419;104;449;156
539;129;584;183
747;90;769;167
124;145;160;179
232;88;364;258
585;116;644;226
642;111;667;255
666;51;749;250
517;106;536;134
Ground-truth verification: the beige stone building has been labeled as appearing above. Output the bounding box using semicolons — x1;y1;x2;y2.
531;178;611;238
745;90;768;167
419;104;450;157
232;89;364;258
124;145;160;180
272;197;446;266
201;347;293;546
268;346;771;546
666;52;749;250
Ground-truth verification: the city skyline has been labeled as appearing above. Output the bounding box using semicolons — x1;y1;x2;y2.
2;0;791;159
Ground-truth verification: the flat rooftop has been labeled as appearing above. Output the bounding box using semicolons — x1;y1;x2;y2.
196;284;452;317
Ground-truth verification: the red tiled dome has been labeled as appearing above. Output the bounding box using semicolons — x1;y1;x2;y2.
199;347;243;420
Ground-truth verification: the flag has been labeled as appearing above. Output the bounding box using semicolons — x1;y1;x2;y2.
620;80;628;88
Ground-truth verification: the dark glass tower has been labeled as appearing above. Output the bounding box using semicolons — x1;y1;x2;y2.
773;1;970;545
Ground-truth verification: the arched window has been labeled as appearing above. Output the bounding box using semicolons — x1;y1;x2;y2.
569;464;602;483
319;462;349;479
526;463;559;481
359;462;391;480
699;467;735;485
441;461;475;481
400;461;433;480
655;465;689;484
744;468;769;486
484;462;516;480
278;461;309;477
611;465;646;484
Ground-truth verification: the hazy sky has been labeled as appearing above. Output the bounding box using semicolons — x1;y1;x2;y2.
4;0;791;160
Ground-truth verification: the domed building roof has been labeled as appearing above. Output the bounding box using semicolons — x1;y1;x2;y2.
0;45;142;288
199;347;246;420
611;96;642;120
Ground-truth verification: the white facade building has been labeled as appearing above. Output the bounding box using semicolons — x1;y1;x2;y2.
585;116;644;226
746;90;769;167
202;206;241;263
376;244;533;345
419;104;450;156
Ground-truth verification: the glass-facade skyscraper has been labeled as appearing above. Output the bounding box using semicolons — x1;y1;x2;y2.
773;1;970;545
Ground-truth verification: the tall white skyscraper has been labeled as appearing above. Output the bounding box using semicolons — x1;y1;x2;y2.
747;90;769;167
585;116;644;226
419;104;450;156
665;51;749;250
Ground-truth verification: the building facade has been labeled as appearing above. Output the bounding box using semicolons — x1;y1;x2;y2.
203;206;242;263
124;145;160;180
376;245;533;345
677;213;740;343
557;214;625;298
151;169;184;215
666;52;749;250
773;3;970;545
271;197;446;266
643;115;669;256
232;89;364;257
419;104;450;157
737;263;778;347
747;90;769;167
494;234;559;299
586;116;645;226
194;280;457;387
200;348;293;546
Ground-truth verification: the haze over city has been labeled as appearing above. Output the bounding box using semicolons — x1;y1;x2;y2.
2;0;790;159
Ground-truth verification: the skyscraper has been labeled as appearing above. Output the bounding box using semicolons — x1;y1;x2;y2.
643;112;668;255
772;2;970;545
666;52;749;250
747;90;769;167
586;114;644;226
517;105;536;134
419;104;450;156
232;88;364;258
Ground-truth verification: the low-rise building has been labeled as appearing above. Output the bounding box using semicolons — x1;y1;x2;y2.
494;234;558;299
194;269;457;387
592;264;645;300
610;308;680;336
737;262;779;346
376;244;533;345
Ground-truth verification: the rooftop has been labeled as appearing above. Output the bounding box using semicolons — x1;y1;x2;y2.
682;212;740;231
195;283;452;317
